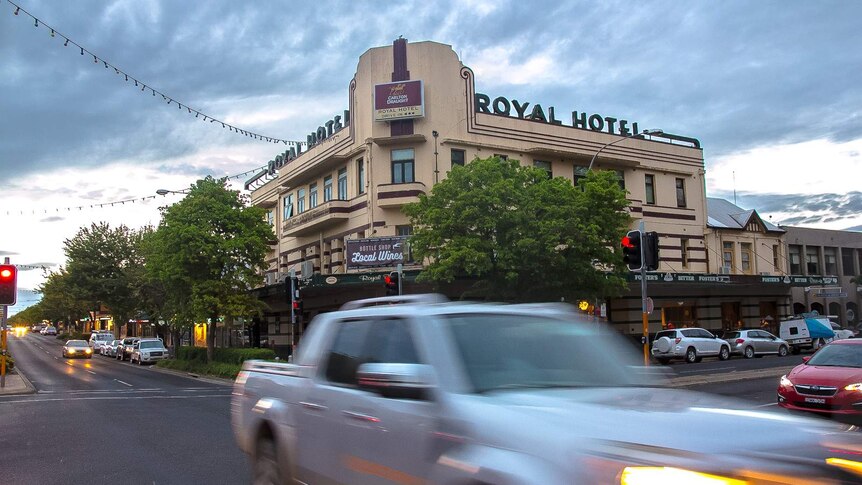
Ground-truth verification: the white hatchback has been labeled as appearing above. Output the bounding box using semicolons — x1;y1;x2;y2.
651;327;731;364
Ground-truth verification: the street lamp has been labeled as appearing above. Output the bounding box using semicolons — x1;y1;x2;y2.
156;188;190;196
587;129;663;172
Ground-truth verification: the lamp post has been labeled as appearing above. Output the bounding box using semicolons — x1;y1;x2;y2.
587;128;662;366
587;129;663;172
156;188;191;196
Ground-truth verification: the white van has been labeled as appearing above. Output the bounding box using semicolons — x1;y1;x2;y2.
88;332;115;354
779;317;834;353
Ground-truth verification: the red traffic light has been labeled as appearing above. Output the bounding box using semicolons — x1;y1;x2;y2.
0;268;12;279
384;275;392;285
621;236;634;249
0;264;17;305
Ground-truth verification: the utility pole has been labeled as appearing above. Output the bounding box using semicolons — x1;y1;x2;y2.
1;257;11;388
639;221;649;366
397;263;403;296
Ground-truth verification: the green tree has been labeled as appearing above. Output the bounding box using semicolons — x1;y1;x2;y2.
403;156;631;301
148;176;273;362
63;222;144;334
37;269;92;331
8;303;43;326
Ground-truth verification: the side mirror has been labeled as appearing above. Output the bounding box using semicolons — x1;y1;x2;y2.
802;356;811;363
357;363;436;400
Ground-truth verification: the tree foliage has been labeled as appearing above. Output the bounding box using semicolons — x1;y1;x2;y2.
403;156;631;301
146;176;273;362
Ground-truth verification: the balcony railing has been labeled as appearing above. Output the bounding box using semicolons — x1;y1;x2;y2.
377;182;426;208
282;199;350;237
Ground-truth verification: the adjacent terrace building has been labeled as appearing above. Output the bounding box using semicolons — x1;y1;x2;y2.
246;38;757;349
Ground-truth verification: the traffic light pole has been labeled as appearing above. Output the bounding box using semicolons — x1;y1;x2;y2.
397;263;403;296
639;221;649;366
1;256;8;388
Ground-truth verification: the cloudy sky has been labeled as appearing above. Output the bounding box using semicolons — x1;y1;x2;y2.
2;0;861;314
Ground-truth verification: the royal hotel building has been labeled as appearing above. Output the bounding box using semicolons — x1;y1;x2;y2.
247;39;820;350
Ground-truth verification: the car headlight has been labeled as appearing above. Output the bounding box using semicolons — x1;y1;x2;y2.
780;375;792;387
844;383;862;391
68;349;75;353
85;349;92;353
620;466;747;485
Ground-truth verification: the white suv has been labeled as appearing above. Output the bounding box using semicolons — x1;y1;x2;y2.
651;327;731;364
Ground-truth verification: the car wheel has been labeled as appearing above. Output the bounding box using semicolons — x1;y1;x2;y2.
253;435;284;485
778;345;789;357
744;346;755;359
657;358;671;365
685;347;697;364
719;346;730;361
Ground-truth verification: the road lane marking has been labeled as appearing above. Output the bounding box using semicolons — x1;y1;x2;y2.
0;394;229;404
676;366;735;374
65;361;73;366
86;370;96;375
115;379;133;387
755;402;778;408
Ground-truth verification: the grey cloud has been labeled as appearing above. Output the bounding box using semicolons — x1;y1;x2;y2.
0;251;19;256
39;216;65;223
846;225;862;232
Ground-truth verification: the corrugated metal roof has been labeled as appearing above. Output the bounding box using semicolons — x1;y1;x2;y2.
706;198;784;232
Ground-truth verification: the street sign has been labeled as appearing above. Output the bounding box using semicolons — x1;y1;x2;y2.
646;297;654;314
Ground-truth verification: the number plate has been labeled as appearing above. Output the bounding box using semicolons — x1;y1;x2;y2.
804;397;826;404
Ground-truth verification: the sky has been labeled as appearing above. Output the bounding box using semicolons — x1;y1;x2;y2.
2;0;861;315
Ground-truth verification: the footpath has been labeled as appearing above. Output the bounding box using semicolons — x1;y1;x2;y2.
0;369;36;395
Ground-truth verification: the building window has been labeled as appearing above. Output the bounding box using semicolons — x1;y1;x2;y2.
675;178;687;208
842;248;855;277
396;225;413;262
573;165;588;187
533;160;552;179
266;210;274;226
391;149;415;184
493;153;508;161
451;149;465;167
740;242;753;274
789;245;802;274
680;238;688;268
323;175;333;202
773;245;780;273
309;183;318;208
338;168;348;200
283;194;294;220
805;246;820;275
644;174;656;205
297;188;306;214
824;247;838;275
722;241;735;272
614;169;626;190
357;158;365;194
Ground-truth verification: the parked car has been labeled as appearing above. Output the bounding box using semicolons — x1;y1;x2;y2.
779;317;835;353
116;337;139;361
778;339;862;417
830;321;857;340
232;294;862;484
103;339;122;357
88;332;114;354
651;327;731;364
130;338;169;365
42;326;57;336
62;340;92;359
722;329;789;358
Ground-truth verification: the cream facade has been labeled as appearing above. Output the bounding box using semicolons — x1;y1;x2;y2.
247;39;728;342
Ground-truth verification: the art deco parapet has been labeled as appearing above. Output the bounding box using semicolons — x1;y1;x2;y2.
282;199;350;237
376;182;426;208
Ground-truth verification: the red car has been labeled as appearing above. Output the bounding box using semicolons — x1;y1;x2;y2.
778;339;862;416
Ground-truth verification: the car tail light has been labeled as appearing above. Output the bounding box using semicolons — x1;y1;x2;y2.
736;339;745;345
674;338;681;344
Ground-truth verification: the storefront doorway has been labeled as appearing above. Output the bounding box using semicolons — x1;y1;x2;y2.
663;305;697;328
721;302;741;330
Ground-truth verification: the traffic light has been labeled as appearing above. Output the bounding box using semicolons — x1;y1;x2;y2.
621;230;642;271
384;271;400;296
0;264;17;305
643;231;660;271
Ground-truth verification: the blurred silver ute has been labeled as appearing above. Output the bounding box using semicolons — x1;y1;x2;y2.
231;296;862;484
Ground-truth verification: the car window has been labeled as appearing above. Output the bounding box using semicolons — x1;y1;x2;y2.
655;330;677;340
681;329;697;338
789;327;799;335
363;319;419;365
324;320;374;386
699;329;715;338
724;331;740;339
140;341;163;349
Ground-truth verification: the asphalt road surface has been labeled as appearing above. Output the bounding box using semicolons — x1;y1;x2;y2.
0;332;249;485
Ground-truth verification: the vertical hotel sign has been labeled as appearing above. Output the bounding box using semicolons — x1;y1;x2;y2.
374;80;424;121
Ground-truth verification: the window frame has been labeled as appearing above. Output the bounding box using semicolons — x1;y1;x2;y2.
391;148;415;184
283;194;294;220
533;160;552;179
337;168;348;200
451;148;465;168
309;182;318;209
722;241;735;271
297;188;306;214
675;177;687;208
644;174;656;205
357;158;365;194
740;242;753;274
323;175;333;203
680;238;688;268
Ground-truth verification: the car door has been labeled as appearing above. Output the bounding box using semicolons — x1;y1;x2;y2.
758;330;780;353
696;329;718;355
296;319;373;485
339;317;435;485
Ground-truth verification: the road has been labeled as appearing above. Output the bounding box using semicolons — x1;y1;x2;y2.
0;332;249;485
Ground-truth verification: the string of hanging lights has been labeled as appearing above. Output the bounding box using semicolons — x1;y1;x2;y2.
2;165;266;216
5;0;307;148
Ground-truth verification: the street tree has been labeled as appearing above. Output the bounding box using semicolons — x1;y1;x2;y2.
37;268;93;332
8;304;43;327
63;222;144;335
148;176;273;362
403;156;631;301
